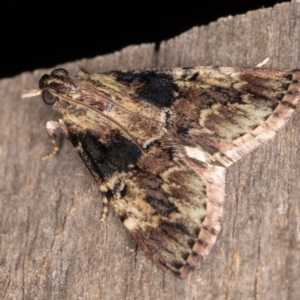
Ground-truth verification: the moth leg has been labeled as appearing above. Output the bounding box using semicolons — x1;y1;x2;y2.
100;195;108;222
43;119;68;160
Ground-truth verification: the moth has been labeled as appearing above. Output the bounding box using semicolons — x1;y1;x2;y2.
23;65;300;279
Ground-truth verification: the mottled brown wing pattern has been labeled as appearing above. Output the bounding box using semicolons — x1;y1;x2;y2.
30;66;300;278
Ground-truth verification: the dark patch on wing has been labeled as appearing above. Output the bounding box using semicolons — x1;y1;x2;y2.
189;72;199;81
190;251;203;262
285;73;294;81
199;143;219;155
113;70;179;108
145;195;179;217
158;259;181;276
68;130;141;180
162;220;193;237
104;190;113;200
180;69;198;81
188;157;207;169
171;262;184;269
281;82;291;90
181;252;190;260
176;126;190;136
171;270;181;277
281;101;297;110
119;214;126;223
164;110;172;128
187;239;195;249
159;222;194;249
203;226;218;235
120;184;127;198
194;226;201;237
197;239;208;248
213;87;246;105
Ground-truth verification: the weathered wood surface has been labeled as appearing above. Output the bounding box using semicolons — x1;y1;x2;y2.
1;2;300;299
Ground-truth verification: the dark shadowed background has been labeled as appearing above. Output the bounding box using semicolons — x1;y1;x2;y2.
2;0;281;78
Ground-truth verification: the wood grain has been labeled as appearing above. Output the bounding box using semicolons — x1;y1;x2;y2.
1;2;300;299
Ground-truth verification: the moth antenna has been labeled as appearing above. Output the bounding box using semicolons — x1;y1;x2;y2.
22;89;42;98
255;57;269;68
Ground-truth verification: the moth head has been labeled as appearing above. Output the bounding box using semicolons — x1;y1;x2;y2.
37;68;78;105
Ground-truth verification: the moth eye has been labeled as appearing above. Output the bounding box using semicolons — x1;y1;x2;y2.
42;90;57;105
51;68;68;77
38;74;50;89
